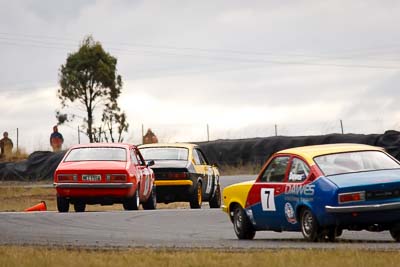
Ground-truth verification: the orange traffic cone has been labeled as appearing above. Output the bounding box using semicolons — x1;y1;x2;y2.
24;201;47;212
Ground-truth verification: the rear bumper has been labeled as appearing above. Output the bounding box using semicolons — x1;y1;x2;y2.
54;183;133;189
326;202;400;213
155;180;193;186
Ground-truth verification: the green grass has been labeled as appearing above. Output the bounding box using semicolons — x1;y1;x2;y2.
0;246;399;267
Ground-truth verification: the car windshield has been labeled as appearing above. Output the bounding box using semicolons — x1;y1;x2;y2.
65;147;127;162
314;150;400;176
139;147;189;161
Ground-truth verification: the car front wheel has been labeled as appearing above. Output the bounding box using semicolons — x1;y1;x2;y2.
57;195;69;213
300;208;321;242
233;205;255;240
74;202;86;212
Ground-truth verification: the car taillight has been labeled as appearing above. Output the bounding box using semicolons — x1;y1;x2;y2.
167;172;189;179
106;174;127;182
57;174;77;182
338;191;365;204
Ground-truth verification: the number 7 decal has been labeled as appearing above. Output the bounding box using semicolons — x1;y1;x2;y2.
261;188;276;211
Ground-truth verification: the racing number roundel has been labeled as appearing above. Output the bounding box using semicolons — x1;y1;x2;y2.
261;188;276;211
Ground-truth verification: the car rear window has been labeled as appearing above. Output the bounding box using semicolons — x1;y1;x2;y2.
65;147;127;162
139;147;188;161
314;150;400;176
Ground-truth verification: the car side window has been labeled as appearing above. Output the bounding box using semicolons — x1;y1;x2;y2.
130;150;139;165
195;149;208;165
260;156;290;182
135;149;146;165
288;158;310;183
193;149;202;165
193;149;201;165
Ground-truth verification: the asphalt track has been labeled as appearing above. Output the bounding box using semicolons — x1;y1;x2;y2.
1;175;399;249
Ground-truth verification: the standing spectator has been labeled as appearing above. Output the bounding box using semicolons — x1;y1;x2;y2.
143;128;159;144
50;125;64;152
0;131;13;160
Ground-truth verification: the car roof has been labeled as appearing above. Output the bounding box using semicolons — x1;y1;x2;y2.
138;143;198;149
278;143;383;162
69;143;133;150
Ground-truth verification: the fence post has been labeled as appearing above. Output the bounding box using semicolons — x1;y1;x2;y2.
340;120;344;134
16;128;19;152
141;124;144;144
78;126;81;144
275;124;278;136
207;124;210;142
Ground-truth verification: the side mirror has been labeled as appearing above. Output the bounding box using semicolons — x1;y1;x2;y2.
146;160;155;167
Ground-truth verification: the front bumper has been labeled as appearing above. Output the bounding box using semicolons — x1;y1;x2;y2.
326;201;400;213
54;183;133;189
221;204;228;213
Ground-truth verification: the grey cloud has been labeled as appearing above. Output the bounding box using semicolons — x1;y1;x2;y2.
1;1;400;130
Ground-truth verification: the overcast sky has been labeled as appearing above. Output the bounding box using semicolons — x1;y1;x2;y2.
1;1;400;152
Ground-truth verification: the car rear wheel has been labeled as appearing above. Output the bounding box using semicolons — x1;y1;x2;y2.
74;202;86;212
390;225;400;242
189;181;202;209
233;205;255;240
57;195;69;213
300;208;321;242
209;184;221;208
142;185;157;210
123;186;140;210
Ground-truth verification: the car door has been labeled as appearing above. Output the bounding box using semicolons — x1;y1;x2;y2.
283;156;312;230
195;148;214;197
129;148;141;181
192;148;211;195
249;155;290;231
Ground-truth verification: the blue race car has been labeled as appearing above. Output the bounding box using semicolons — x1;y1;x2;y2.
222;144;400;242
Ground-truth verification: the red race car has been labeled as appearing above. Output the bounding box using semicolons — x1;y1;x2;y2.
54;143;156;212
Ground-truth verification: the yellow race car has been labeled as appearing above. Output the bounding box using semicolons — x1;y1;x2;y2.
139;143;221;209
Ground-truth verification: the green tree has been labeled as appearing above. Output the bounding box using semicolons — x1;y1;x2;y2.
57;36;128;142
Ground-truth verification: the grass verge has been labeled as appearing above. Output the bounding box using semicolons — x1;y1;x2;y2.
219;163;262;175
0;185;189;212
0;246;399;267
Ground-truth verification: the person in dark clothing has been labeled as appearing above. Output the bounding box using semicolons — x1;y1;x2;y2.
0;131;13;160
50;125;64;152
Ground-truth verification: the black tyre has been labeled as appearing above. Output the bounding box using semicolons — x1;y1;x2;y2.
142;185;157;210
74;202;86;212
300;208;321;242
57;195;69;213
233;205;256;240
123;186;140;210
390;225;400;242
324;227;337;242
209;184;221;208
190;181;202;209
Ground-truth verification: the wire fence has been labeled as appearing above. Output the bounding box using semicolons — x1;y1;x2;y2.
2;119;399;154
138;119;399;144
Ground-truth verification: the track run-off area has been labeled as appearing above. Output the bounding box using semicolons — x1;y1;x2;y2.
0;176;399;249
